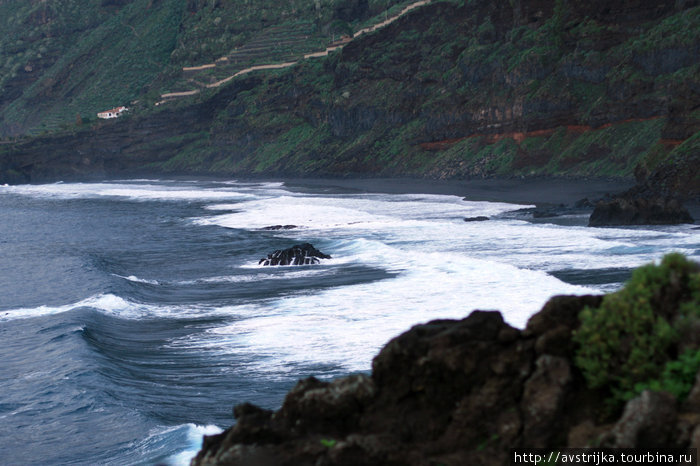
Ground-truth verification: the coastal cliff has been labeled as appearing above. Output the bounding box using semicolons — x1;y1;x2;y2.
0;0;698;199
193;254;700;466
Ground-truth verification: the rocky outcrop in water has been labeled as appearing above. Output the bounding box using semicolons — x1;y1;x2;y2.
503;201;597;222
261;225;298;230
259;243;331;266
589;194;694;226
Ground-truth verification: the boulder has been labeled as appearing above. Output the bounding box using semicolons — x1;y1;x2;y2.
602;390;678;447
589;195;694;226
259;243;331;266
261;225;297;230
521;355;572;447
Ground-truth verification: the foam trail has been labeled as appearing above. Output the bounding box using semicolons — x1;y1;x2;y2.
114;274;161;285
173;240;597;375
163;424;223;466
198;194;529;230
0;294;133;322
1;182;257;201
139;268;336;285
0;294;255;321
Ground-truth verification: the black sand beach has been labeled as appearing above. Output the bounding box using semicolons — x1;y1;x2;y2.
280;177;633;205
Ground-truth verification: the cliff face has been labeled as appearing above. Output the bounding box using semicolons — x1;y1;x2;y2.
1;0;698;195
193;256;700;466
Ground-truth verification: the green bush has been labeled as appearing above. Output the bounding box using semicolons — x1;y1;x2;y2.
634;349;700;400
574;254;700;406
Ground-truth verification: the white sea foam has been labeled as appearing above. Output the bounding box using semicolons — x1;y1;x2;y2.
200;190;698;273
0;293;253;322
169;187;700;374
170;239;596;375
1;182;257;201
114;274;161;285
132;423;223;466
176;268;335;284
0;294;132;322
197;193;530;233
162;424;223;466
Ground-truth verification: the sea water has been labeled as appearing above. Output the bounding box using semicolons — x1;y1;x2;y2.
0;179;697;465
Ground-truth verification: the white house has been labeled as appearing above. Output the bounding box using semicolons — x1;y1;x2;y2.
97;106;128;119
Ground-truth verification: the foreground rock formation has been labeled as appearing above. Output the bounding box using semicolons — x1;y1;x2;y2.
193;256;700;465
259;243;331;266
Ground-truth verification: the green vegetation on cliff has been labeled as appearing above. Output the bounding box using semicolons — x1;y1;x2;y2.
171;0;699;182
0;0;699;188
0;0;413;136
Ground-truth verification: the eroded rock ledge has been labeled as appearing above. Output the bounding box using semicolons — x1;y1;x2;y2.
192;289;700;466
589;192;694;226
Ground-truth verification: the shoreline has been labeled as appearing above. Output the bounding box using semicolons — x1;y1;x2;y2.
20;173;635;206
13;174;699;220
277;177;699;222
276;176;634;206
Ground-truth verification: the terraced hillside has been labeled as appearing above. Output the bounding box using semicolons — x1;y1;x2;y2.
168;22;323;95
0;0;416;136
161;0;431;102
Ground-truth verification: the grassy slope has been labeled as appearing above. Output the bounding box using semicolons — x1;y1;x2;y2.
0;0;186;135
0;0;414;136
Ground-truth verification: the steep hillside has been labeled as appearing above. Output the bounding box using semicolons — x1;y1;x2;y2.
0;0;185;136
0;0;412;136
1;0;699;197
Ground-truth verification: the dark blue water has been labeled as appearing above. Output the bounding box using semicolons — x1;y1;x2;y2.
0;182;382;465
1;180;697;465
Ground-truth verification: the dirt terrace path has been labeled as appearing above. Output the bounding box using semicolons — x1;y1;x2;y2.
158;0;432;103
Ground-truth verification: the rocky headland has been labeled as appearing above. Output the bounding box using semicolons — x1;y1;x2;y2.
193;254;700;466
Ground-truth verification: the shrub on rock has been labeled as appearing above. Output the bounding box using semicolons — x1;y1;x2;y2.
574;253;700;407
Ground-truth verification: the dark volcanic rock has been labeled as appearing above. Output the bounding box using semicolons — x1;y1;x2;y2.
261;225;298;230
589;195;694;226
259;243;331;266
533;209;560;218
464;216;489;222
602;390;678;448
503;202;595;222
574;198;594;209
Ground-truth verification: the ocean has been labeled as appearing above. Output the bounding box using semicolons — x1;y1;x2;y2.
1;179;697;465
